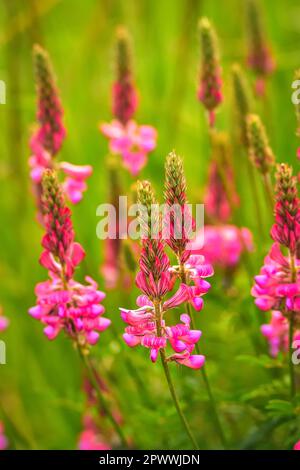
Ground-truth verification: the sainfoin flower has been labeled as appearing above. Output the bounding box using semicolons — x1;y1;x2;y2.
252;243;300;316
120;180;205;369
29;170;110;348
261;310;300;357
100;120;157;176
191;225;253;270
100;27;157;176
271;164;300;255
0;422;8;450
29;45;92;208
198;17;223;127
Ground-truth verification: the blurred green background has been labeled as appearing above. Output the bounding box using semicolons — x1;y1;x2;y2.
0;0;300;450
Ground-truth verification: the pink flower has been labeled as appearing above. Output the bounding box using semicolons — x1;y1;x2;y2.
78;429;111;451
121;301;205;369
252;243;300;315
191;225;253;270
78;415;111;451
261;310;300;357
294;441;300;450
59;162;93;204
0;422;8;450
29;171;110;348
100;120;157;176
204;160;239;224
0;308;9;333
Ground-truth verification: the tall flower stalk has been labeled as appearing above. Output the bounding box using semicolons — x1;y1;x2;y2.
29;170;127;447
164;151;227;447
197;18;222;128
120;180;206;449
252;164;300;398
29;45;92;215
100;27;157;176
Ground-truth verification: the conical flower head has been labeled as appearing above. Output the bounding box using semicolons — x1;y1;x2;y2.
32;44;66;155
41;169;74;266
247;114;275;174
198;17;222;125
271;164;300;254
232;63;253;147
136;180;170;300
164;151;193;261
112;26;138;124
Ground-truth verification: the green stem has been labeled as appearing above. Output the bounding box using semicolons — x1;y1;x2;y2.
154;301;199;449
77;347;128;449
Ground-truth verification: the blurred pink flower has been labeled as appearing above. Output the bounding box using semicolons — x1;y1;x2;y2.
0;422;8;450
261;310;300;357
294;441;300;450
78;415;111;451
100;120;157;176
0;308;9;333
191;225;253;270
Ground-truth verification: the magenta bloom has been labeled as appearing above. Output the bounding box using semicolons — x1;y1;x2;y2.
252;243;300;314
78;415;111;451
261;310;300;357
100;120;157;176
121;298;205;369
191;225;253;270
294;441;300;450
0;422;8;450
29;171;110;348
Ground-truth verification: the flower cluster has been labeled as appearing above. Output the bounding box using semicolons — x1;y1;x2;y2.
120;179;208;369
252;243;300;316
0;422;8;450
29;170;110;349
261;310;300;358
198;17;223;126
100;120;156;176
100;28;157;176
245;0;275;96
271;164;300;255
29;45;92;208
192;225;253;271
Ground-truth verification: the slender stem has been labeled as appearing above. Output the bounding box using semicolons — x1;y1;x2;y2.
262;172;274;214
77;347;128;448
180;267;227;448
154;301;199;449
